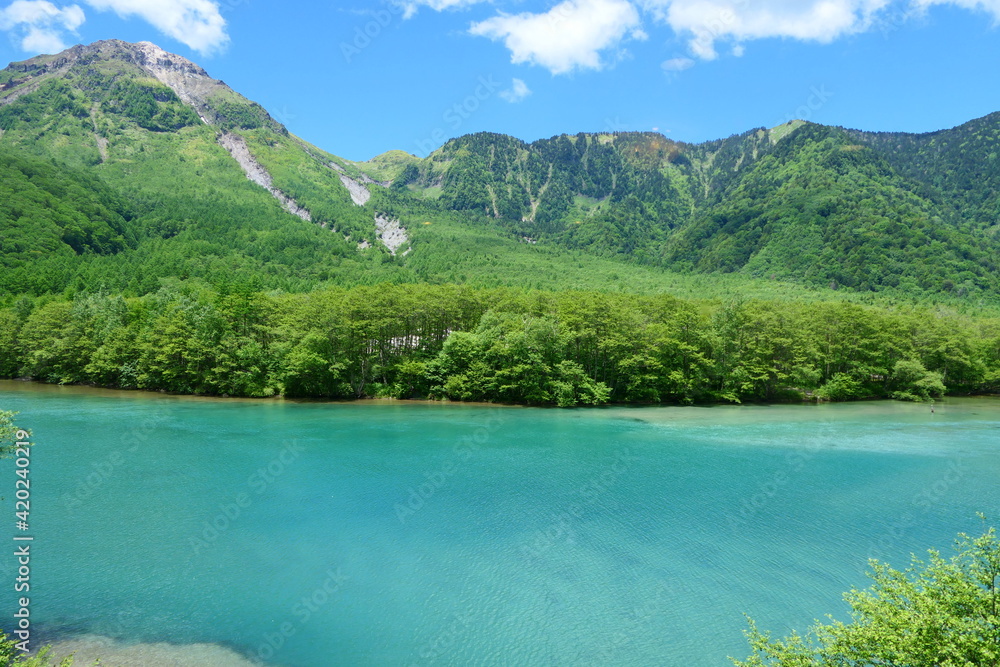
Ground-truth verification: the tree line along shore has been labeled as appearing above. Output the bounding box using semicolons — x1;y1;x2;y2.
1;283;998;407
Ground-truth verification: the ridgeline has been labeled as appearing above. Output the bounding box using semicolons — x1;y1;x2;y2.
1;40;999;404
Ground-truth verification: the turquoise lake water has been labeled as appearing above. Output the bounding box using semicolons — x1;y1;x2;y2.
1;381;998;666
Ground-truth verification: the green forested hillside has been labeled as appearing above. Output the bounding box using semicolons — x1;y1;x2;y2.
3;39;1000;303
1;40;999;404
845;112;1000;230
413;123;1000;295
0;148;134;262
410;131;692;261
664;125;999;294
0;41;781;301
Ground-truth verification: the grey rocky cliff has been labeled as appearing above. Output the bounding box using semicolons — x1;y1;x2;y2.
218;132;312;221
374;215;409;255
339;175;371;206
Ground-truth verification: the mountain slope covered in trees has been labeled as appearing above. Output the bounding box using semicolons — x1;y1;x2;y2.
2;40;1000;302
2;40;1000;404
405;121;1000;295
0;40;436;295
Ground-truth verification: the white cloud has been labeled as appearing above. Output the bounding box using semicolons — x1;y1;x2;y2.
469;0;644;74
661;55;694;71
911;0;1000;22
84;0;228;54
407;0;1000;76
399;0;486;19
0;0;84;53
499;77;531;102
641;0;890;60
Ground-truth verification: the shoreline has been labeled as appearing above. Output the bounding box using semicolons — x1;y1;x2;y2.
1;377;996;410
0;378;510;408
43;633;262;667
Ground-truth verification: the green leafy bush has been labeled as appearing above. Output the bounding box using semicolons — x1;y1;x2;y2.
734;520;1000;666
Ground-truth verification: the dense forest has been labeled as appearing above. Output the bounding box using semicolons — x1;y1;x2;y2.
4;40;1000;302
1;40;999;406
2;283;997;406
413;124;1000;295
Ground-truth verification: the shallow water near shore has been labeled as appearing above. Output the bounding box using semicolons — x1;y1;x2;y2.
1;381;998;666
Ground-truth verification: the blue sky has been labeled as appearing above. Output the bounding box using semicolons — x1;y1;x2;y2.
1;0;999;161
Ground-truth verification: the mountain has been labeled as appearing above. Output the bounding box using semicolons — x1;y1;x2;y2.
404;122;1000;295
1;40;999;300
844;113;1000;230
0;39;426;295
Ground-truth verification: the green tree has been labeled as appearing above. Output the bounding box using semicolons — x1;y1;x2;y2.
0;632;73;666
890;359;946;402
428;310;611;406
0;410;24;459
734;520;1000;666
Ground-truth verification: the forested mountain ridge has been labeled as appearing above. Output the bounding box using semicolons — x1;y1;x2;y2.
2;41;999;405
2;39;1000;301
844;112;1000;229
404;121;1000;294
0;39;427;295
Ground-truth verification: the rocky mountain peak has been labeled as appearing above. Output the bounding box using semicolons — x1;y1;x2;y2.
125;41;227;122
128;41;209;78
1;39;285;133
